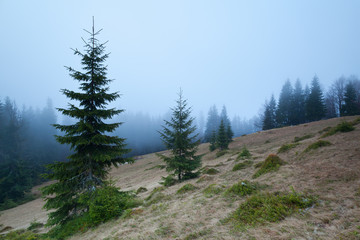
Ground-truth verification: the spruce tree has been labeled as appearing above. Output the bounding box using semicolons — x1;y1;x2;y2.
290;79;306;125
305;76;326;122
342;82;360;116
262;95;277;130
276;80;293;126
158;90;201;181
203;105;220;142
42;21;130;226
216;119;228;150
209;130;217;151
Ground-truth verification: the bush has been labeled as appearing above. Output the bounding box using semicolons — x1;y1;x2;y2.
176;184;196;194
253;154;286;178
0;229;40;240
304;140;332;152
203;184;225;198
224;190;315;228
224;180;260;197
293;134;314;143
232;160;253;171
216;150;227;158
27;220;43;231
182;171;200;180
321;121;355;137
160;175;177;187
202;168;219;175
237;147;251;160
136;187;148;194
277;143;299;153
85;186;139;226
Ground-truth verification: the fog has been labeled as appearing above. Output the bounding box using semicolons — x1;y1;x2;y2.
1;1;360;122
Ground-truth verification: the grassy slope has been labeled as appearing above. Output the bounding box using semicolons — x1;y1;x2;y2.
1;116;360;240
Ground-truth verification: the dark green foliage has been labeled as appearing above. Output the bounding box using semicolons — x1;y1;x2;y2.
208;131;217;151
160;175;177;187
262;94;277;130
253;154;286;178
236;146;251;160
224;180;260;197
277;143;299;153
158;90;202;181
202;168;219;175
341;82;360;116
27;220;44;231
321;121;355;138
293;134;314;143
225;190;315;227
305;76;326;122
304;140;332;152
290;79;306;125
0;229;40;240
136;187;148;194
216;120;228;150
42;22;131;227
232;160;253;171
176;183;196;194
276;80;293;126
215;150;227;158
203;184;225;198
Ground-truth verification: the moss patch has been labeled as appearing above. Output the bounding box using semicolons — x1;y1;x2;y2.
253;154;286;178
224;190;315;228
203;184;225;198
202;168;220;175
304;140;332;152
293;134;314;143
236;146;251;160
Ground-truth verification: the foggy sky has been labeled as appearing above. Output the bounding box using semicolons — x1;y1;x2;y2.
1;1;360;120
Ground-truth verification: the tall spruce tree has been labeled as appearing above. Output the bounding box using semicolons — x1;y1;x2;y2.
342;82;360;116
203;105;220;142
305;76;326;122
290;79;306;125
42;21;130;226
262;95;277;130
276;79;293;126
158;90;201;181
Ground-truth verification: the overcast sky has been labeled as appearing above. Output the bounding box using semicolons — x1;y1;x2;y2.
1;1;360;120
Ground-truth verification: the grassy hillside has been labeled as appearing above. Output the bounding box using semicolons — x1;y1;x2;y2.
1;116;360;240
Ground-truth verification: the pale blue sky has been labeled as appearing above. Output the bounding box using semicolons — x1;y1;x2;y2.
1;1;359;119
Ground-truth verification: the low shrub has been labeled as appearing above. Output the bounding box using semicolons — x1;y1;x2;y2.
224;180;260;197
304;140;332;152
176;184;197;194
202;168;219;175
216;150;227;158
136;187;148;194
232;160;253;171
236;146;251;160
203;184;225;198
321;121;355;137
224;190;315;228
160;175;177;187
293;134;314;143
27;220;43;231
253;154;286;178
1;229;40;240
277;143;299;153
182;171;201;180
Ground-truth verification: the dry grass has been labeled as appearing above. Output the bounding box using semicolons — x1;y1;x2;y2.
1;115;360;239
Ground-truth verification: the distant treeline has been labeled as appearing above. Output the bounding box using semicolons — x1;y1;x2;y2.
260;75;360;130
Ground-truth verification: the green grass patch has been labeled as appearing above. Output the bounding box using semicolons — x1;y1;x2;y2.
136;187;148;194
203;184;225;198
321;121;355;137
224;180;262;198
293;134;314;143
184;228;211;240
304;140;332;152
216;150;227;158
277;143;299;153
253;154;286;178
224;190;315;228
176;183;197;194
160;175;177;187
0;229;40;239
236;146;251;160
232;160;253;171
202;168;219;175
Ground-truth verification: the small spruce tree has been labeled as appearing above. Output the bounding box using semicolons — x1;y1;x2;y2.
158;90;202;181
216;119;228;150
209;130;217;151
42;20;131;226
